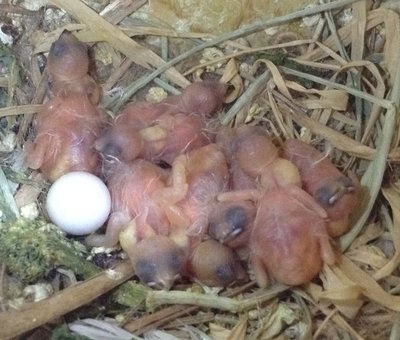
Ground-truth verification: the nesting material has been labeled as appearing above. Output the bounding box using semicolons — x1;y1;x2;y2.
1;0;400;339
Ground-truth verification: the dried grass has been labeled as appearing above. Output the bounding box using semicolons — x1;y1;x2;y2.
1;0;400;339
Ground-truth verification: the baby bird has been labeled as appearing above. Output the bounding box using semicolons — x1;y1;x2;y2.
214;125;301;247
169;143;230;236
86;159;189;289
86;160;172;247
282;139;360;237
250;186;335;287
25;31;107;182
95;81;227;165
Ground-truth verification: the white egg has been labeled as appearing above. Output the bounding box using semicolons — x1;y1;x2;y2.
46;171;111;235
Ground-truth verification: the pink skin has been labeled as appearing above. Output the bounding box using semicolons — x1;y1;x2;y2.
139;112;212;164
251;186;334;287
176;80;227;116
165;143;250;287
94;101;167;166
47;31;100;104
86;159;190;289
88;144;230;288
186;239;248;287
216;127;256;190
282;139;360;237
169;143;230;236
251;187;335;287
229;126;279;179
86;159;181;247
219;186;334;287
122;235;187;290
215;129;337;286
94;81;227;165
161;113;213;162
217;125;301;191
25;32;107;182
212;125;302;249
25;94;108;182
137;143;232;287
47;31;89;82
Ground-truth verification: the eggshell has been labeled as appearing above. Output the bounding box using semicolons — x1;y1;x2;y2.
46;171;111;235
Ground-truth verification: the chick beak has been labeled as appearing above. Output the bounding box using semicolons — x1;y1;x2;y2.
148;277;176;290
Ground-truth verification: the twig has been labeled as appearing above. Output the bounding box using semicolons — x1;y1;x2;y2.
280;66;392;109
109;0;363;110
124;281;256;334
127;305;200;335
49;0;189;88
390;313;400;340
266;62;397;252
221;70;271;126
0;104;43;118
17;71;48;143
0;263;6;313
164;311;215;329
0;4;38;16
0;260;135;339
0;167;19;220
0;76;8;88
339;34;400;250
145;283;288;313
100;0;147;25
183;39;315;76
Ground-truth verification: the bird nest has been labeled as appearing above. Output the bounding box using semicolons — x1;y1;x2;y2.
1;0;400;339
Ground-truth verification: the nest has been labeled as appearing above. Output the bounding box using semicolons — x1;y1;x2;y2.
1;0;400;339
